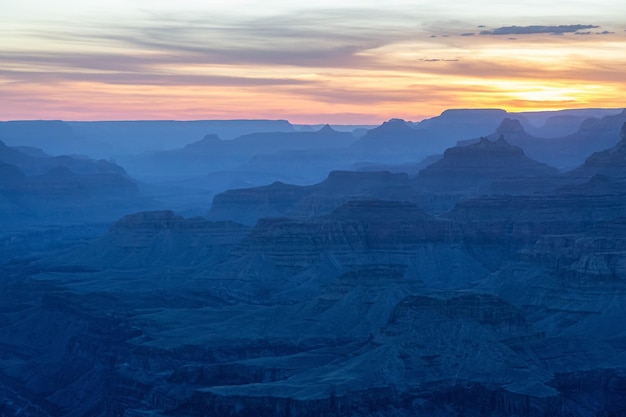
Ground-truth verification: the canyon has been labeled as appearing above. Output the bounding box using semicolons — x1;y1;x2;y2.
0;110;625;416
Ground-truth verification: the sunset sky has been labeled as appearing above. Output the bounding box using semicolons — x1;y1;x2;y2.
2;0;625;123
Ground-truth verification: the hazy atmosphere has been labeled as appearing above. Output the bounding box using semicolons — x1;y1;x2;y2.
1;2;626;417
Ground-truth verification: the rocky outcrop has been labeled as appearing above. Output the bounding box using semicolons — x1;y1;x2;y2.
208;170;413;225
457;114;626;170
524;217;626;282
56;211;251;270
418;136;557;191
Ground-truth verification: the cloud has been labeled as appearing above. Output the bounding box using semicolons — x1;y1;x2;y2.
479;24;599;36
0;67;314;87
460;32;475;36
9;9;432;73
420;58;460;62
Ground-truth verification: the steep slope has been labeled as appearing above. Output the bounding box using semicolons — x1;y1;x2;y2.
417;136;558;192
566;122;626;180
349;118;439;164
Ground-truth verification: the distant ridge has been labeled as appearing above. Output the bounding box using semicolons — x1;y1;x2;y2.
457;112;626;170
567;122;626;179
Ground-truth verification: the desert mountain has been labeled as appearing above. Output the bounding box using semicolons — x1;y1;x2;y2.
208;170;413;225
349;118;438;163
457;111;626;169
209;135;567;225
123;125;356;180
0;119;297;157
0;140;147;227
417;136;558;191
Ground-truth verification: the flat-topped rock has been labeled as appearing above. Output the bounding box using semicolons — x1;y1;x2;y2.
417;136;557;192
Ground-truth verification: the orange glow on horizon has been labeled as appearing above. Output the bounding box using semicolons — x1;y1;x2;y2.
2;20;625;124
3;2;626;124
2;72;623;124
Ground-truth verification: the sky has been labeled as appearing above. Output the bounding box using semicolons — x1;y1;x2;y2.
1;0;625;123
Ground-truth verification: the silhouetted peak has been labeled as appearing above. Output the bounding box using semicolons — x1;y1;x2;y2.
473;135;519;150
369;118;415;135
621;122;626;141
439;108;506;118
202;133;222;142
495;118;525;135
183;134;222;151
317;124;336;134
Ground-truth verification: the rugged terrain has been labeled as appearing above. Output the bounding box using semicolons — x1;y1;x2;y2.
0;117;625;417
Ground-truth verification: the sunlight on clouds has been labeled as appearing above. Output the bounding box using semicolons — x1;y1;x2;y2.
1;1;625;122
499;83;602;103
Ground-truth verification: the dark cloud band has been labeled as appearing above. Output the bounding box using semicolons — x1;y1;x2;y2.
480;24;599;35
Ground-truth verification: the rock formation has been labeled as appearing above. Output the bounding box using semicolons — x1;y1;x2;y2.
3;112;626;417
458;113;626;170
0;140;144;227
417;136;557;191
208;170;413;225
